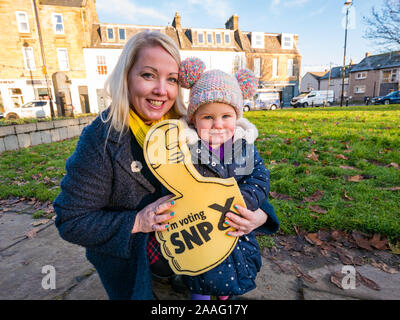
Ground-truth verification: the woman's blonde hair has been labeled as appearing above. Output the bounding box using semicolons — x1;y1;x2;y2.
103;31;186;136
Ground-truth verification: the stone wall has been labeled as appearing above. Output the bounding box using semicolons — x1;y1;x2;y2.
0;116;96;153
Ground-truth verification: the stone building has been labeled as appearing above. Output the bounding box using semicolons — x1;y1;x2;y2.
224;15;301;106
84;12;301;111
0;0;98;116
349;51;400;101
300;71;327;92
319;66;350;102
1;2;301;115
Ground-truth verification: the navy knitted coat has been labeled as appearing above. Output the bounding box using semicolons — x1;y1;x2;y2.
53;111;279;300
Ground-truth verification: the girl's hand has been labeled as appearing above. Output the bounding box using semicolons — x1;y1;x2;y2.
224;205;268;237
131;195;176;233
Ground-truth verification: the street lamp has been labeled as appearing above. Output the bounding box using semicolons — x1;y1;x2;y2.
340;0;353;107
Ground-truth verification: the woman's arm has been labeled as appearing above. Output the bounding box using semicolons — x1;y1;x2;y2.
54;122;174;259
53;124;137;259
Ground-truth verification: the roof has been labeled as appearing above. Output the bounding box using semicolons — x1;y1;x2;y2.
307;71;327;80
89;23;300;55
350;51;400;72
320;66;350;80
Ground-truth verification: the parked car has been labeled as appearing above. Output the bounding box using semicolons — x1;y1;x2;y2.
291;90;334;108
371;91;400;105
243;90;280;112
4;100;52;120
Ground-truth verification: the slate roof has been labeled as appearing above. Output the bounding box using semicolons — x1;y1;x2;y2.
89;23;300;55
307;71;327;80
350;51;400;72
320;66;350;80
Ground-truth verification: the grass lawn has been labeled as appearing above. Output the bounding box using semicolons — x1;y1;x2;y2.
1;105;399;241
246;104;400;242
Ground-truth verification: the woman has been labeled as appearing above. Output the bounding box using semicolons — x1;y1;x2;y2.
53;31;279;300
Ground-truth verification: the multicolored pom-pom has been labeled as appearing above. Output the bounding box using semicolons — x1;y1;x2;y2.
179;57;206;89
235;69;258;99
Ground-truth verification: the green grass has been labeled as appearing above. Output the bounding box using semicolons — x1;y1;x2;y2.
0;138;78;201
245;104;400;242
1;105;399;241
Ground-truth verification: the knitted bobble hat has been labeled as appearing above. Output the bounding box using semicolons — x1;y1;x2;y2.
179;57;258;120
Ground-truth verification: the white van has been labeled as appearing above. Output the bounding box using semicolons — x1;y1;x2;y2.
291;90;334;108
4;100;53;120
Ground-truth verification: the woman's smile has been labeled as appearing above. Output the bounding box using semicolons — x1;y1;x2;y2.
128;45;179;121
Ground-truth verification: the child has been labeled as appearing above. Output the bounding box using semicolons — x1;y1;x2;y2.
177;57;271;299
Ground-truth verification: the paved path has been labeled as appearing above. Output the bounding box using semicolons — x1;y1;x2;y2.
1;201;399;300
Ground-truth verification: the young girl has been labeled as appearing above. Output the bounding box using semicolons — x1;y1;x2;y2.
177;57;272;300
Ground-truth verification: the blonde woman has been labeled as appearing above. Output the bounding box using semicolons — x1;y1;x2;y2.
54;31;279;300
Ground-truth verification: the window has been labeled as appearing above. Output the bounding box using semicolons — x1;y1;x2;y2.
57;48;69;71
251;32;264;49
224;33;230;44
22;47;36;70
355;72;367;80
97;56;107;75
207;33;213;44
281;33;294;49
272;58;278;77
216;33;222;44
52;14;64;34
254;58;261;78
16;11;29;33
107;28;114;40
287;59;294;77
354;86;366;94
198;32;204;44
9;88;24;107
119;28;126;41
382;69;398;83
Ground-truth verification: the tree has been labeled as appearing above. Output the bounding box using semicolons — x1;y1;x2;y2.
363;0;400;49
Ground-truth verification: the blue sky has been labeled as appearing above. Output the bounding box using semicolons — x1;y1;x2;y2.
96;0;383;70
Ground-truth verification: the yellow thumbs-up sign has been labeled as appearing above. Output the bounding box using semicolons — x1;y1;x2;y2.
143;119;246;276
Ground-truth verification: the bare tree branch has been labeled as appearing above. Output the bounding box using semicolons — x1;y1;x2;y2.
363;0;400;49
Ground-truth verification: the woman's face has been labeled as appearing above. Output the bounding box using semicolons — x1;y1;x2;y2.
128;45;179;122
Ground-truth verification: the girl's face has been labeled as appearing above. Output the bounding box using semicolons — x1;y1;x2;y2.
128;45;179;122
192;102;237;148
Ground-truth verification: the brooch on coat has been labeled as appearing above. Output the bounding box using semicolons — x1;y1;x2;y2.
131;160;143;173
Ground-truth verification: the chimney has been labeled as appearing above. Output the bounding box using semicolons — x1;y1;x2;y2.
225;14;239;30
365;52;371;57
172;12;181;29
350;58;354;65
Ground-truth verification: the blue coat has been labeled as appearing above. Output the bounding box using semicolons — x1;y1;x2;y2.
182;118;272;296
53;111;279;300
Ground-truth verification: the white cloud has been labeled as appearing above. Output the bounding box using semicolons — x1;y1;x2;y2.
96;0;170;24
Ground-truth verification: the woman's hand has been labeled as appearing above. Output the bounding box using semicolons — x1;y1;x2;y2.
224;205;268;237
131;195;176;233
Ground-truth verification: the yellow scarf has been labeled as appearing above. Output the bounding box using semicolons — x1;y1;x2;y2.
128;108;179;148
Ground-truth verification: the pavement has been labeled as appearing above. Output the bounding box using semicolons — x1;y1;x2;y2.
1;199;399;300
